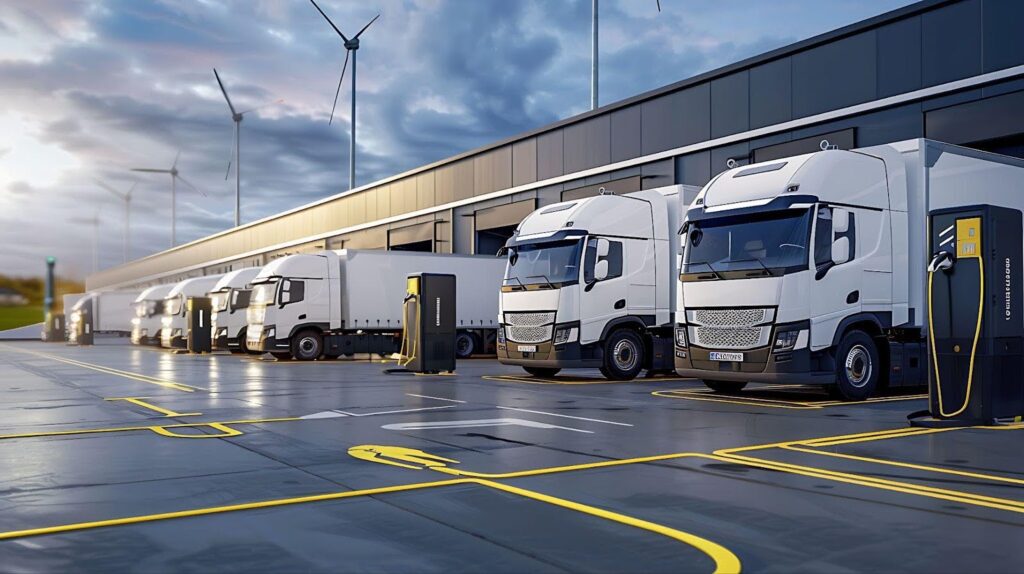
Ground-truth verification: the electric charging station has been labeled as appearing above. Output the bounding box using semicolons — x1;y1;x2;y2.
913;204;1024;426
186;296;213;354
43;313;65;342
400;273;456;373
71;298;94;346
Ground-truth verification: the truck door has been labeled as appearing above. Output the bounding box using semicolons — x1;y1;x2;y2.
809;206;862;350
580;237;627;345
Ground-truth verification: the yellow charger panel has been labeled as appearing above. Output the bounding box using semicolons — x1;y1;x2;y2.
955;217;981;259
406;276;420;296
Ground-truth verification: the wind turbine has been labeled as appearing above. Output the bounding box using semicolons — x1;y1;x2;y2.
69;211;101;274
213;68;283;228
591;0;662;110
309;0;380;191
96;180;137;263
130;152;206;248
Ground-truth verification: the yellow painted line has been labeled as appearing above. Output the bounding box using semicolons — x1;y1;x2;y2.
0;345;202;393
782;445;1024;487
652;388;927;410
801;427;954;447
0;417;299;441
105;397;201;418
484;375;687;385
477;479;740;574
717;426;943;455
0;474;741;573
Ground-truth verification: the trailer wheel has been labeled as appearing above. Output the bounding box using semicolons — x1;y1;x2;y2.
599;329;644;380
829;330;880;401
455;332;476;359
702;380;747;393
292;330;323;361
523;367;561;378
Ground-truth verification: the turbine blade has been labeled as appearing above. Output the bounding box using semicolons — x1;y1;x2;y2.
656;0;661;11
172;150;181;169
329;49;349;125
131;168;170;173
127;181;138;199
353;14;380;40
176;174;207;197
213;68;238;115
239;98;285;115
309;0;349;42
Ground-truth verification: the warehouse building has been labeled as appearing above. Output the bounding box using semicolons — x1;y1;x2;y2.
87;0;1024;290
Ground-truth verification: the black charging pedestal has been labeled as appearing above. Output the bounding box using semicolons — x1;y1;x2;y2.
911;205;1024;427
186;296;213;354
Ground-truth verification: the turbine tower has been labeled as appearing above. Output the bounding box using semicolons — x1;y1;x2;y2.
96;180;137;263
591;0;662;110
131;152;206;248
213;68;282;228
309;0;379;191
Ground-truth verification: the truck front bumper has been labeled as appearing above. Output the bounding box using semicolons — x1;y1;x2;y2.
675;345;836;385
248;325;289;354
497;338;602;369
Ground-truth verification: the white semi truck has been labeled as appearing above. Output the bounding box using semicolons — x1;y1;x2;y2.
66;291;139;344
496;185;694;379
246;249;505;360
131;285;174;345
208;267;261;352
160;274;224;349
675;139;1024;400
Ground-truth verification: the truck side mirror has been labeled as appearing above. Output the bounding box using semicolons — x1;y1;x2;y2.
279;280;292;306
596;238;611;258
594;260;610;281
832;208;850;234
831;236;851;265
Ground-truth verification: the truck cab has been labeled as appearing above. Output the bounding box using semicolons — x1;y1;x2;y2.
675;147;904;400
160;275;224;349
247;253;329;359
498;185;688;379
208;267;261;352
131;284;174;345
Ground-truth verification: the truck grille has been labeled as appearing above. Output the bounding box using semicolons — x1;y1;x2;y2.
693;326;768;350
507;325;553;344
691;308;768;328
504;311;555;344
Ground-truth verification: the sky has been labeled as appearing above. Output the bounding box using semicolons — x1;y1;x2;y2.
0;0;915;279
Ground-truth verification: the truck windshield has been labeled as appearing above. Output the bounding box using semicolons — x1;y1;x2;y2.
504;239;583;288
682;209;811;280
251;280;278;306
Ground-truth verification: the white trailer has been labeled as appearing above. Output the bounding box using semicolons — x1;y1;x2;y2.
675;139;1024;400
496;185;696;379
246;249;504;360
67;291;139;344
160;275;224;349
209;267;261;352
131;285;174;345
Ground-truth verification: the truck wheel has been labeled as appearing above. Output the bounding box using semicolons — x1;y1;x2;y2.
599;329;644;380
523;366;560;378
703;380;747;393
455;332;475;359
292;330;323;361
830;330;880;401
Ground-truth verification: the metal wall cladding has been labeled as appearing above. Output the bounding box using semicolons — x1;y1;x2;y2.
749;57;792;129
512;138;537;187
641;84;710;155
922;0;982;87
563;115;610;174
984;0;1024;73
877;16;922;98
610;106;641;162
792;31;877;118
711;71;749;138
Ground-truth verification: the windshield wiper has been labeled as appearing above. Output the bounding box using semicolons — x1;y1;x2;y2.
733;257;773;277
503;277;526;291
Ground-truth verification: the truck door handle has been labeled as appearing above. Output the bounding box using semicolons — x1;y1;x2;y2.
614;299;626;310
846;291;859;304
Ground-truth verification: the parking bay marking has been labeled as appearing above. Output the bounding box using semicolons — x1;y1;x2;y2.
495;405;633;427
382;417;593;433
652;387;928;410
5;424;1024;569
105;397;201;418
405;393;467;403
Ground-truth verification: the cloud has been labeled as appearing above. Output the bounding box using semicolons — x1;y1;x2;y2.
0;0;916;278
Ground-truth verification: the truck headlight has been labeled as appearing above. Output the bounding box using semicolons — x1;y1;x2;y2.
497;327;506;344
774;329;806;352
553;326;578;345
675;327;688;348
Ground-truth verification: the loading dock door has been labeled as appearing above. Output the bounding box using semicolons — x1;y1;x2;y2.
474;200;536;255
389;221;434;252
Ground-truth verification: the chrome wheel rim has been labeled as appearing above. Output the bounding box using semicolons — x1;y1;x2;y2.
612;339;639;372
845;344;872;388
299;337;318;355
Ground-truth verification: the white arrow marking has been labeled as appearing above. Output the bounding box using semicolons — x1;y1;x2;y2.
381;417;593;433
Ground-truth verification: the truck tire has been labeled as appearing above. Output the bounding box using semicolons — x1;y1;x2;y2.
523;366;560;378
292;330;323;361
455;332;475;359
703;380;747;393
830;330;880;401
599;329;645;380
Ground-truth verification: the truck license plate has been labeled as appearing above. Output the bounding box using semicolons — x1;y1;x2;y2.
518;345;537;353
709;351;744;362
